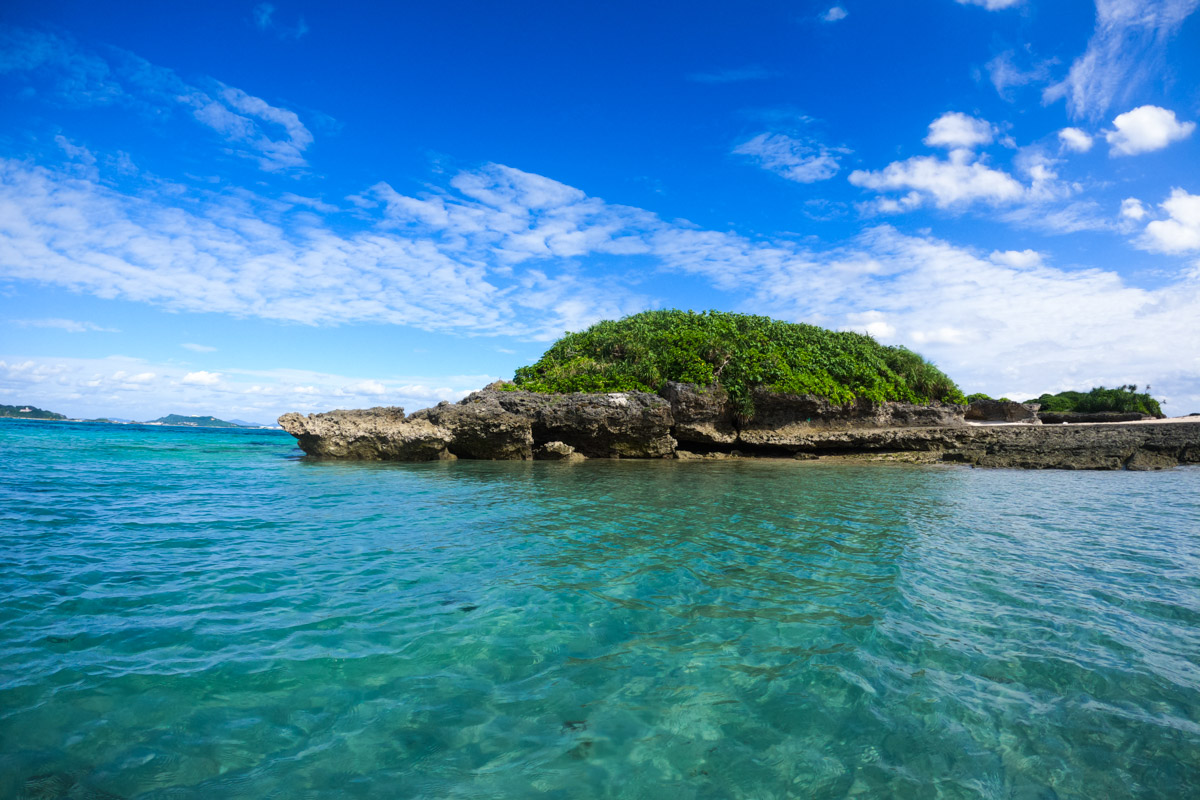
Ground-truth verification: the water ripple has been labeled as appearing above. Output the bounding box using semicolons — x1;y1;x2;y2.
1;420;1198;798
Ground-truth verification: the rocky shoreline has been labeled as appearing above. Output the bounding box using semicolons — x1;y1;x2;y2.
278;383;1200;470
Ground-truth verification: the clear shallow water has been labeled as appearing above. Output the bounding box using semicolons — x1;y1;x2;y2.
1;420;1198;799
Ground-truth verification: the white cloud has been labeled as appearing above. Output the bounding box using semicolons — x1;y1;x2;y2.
346;379;387;396
1058;127;1094;153
956;0;1022;8
182;343;217;353
849;150;1024;209
733;132;842;183
1045;0;1200;119
924;112;995;149
989;249;1044;269
1120;198;1148;221
12;318;118;333
1105;105;1196;156
182;371;222;386
1139;189;1200;253
821;6;849;22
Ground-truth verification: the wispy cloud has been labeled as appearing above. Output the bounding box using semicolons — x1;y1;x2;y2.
12;318;119;333
687;66;775;84
820;7;849;23
1045;0;1200;120
733;132;844;183
0;158;648;340
252;3;309;40
956;0;1022;9
2;155;1198;407
182;343;217;353
0;26;314;171
985;50;1056;99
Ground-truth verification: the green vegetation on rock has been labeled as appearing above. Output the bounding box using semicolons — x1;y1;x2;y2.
0;404;67;420
966;392;1013;403
1033;385;1164;417
511;310;966;417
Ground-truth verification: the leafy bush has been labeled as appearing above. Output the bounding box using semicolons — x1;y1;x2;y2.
511;310;966;418
966;392;1013;403
1033;385;1163;417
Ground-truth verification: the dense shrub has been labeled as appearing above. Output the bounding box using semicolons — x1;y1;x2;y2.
510;310;966;418
1033;385;1163;417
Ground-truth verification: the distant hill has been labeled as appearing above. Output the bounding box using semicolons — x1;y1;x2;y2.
227;418;274;428
148;414;244;427
0;404;67;420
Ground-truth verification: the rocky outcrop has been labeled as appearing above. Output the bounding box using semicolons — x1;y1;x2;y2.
1038;411;1153;424
660;382;738;445
967;398;1041;424
942;422;1200;470
279;385;1200;470
739;388;966;447
476;389;676;457
535;441;586;461
408;400;533;460
277;407;455;460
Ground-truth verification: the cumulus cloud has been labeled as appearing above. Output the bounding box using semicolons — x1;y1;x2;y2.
924;112;995;149
1058;127;1094;153
733;132;842;183
851;114;1086;218
1046;0;1200;119
181;371;222;386
1121;198;1148;222
850;150;1024;209
821;6;849;22
1105;105;1196;156
1139;189;1200;253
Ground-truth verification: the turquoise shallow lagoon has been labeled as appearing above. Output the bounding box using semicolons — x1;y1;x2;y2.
1;419;1198;798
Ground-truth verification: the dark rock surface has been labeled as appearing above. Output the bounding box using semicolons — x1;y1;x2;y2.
660;382;738;445
967;398;1041;424
279;386;1200;470
1038;411;1153;424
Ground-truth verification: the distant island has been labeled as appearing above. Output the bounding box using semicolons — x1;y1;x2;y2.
147;414;245;428
1;406;275;428
0;404;68;420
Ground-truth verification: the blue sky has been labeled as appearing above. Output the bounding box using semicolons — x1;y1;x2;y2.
2;0;1199;421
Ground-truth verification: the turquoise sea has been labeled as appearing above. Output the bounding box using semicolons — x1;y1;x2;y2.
1;419;1198;799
